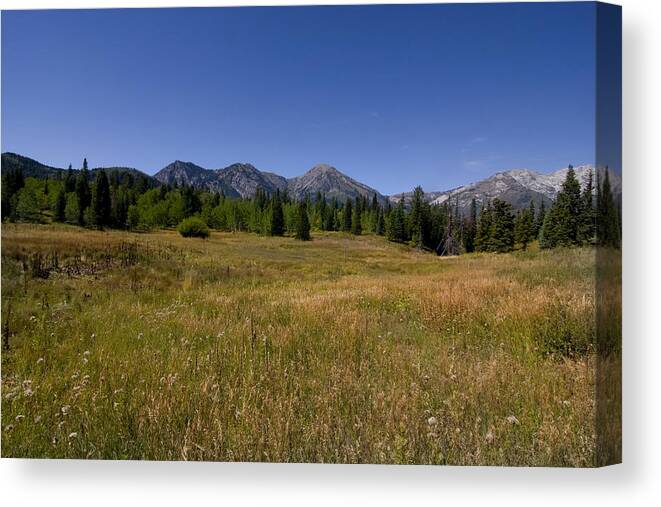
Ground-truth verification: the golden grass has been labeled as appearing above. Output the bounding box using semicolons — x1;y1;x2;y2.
1;223;601;465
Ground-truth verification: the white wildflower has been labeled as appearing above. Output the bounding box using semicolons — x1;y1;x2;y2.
427;416;438;426
506;415;520;425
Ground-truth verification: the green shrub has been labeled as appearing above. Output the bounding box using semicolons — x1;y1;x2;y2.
177;217;210;238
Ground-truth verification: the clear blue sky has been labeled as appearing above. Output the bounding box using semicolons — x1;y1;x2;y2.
2;3;599;195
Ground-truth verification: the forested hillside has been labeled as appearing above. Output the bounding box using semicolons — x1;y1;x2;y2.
2;156;621;253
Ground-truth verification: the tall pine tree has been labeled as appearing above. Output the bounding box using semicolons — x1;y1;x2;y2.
597;168;620;248
488;199;515;252
475;201;492;252
270;190;285;236
75;160;91;225
342;199;352;232
92;170;111;227
295;200;311;241
351;197;362;235
540;166;583;248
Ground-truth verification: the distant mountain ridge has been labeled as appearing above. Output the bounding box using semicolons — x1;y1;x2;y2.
390;165;622;213
153;160;387;204
3;152;621;214
1;152;159;186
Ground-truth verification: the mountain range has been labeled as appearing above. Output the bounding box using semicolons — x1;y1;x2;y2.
153;160;387;204
391;164;621;213
2;152;620;213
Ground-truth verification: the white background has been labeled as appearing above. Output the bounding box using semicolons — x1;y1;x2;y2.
1;0;659;505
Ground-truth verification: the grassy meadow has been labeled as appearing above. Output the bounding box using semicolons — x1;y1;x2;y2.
1;224;599;465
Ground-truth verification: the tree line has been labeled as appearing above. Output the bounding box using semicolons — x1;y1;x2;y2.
2;160;620;249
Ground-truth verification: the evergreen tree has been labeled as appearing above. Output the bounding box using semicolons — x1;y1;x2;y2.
324;197;337;231
342;199;352;232
92;170;112;227
317;193;327;230
475;201;492;252
270;190;285;236
75;161;91;225
540;166;583;248
54;188;67;222
597;169;620;248
387;199;408;243
64;164;76;193
578;169;595;243
371;194;379;213
535;200;546;237
112;188;129;228
351;197;362;235
181;184;201;217
514;204;535;250
409;186;426;248
488;199;515;252
295;200;311;241
1;167;25;220
375;208;385;236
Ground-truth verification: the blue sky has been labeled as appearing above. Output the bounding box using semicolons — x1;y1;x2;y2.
2;3;599;195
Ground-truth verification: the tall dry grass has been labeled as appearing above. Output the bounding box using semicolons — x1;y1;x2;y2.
1;223;601;465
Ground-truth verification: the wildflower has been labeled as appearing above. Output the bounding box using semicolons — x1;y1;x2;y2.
68;432;78;439
485;429;494;443
83;350;90;356
427;416;438;426
506;415;520;425
34;415;42;424
15;415;25;422
24;388;34;397
61;405;70;415
37;357;44;364
5;424;14;432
